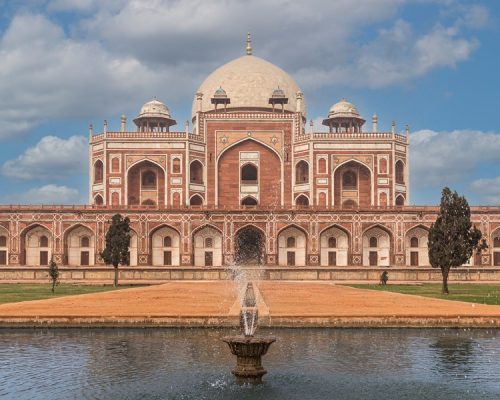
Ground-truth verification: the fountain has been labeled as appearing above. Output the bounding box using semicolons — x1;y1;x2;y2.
222;282;276;383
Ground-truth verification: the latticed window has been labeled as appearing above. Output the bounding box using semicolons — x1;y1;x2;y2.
81;236;90;247
369;236;378;248
343;171;356;189
0;236;6;247
410;237;419;248
163;236;172;247
494;237;500;247
142;171;156;188
328;237;337;248
205;237;213;248
40;235;49;247
286;236;296;248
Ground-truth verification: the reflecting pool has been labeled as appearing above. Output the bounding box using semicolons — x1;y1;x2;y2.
0;328;498;399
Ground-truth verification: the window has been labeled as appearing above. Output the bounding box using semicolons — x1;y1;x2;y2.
172;158;181;174
395;161;404;184
369;236;378;248
343;171;357;189
328;237;337;248
111;157;120;173
190;161;203;184
396;195;405;206
81;236;90;247
295;161;309;184
163;236;172;247
190;195;203;206
94;160;103;183
204;237;213;248
0;236;6;247
241;196;258;206
410;237;419;248
493;237;500;247
40;235;49;247
296;195;309;206
94;194;103;206
142;171;156;188
286;237;296;248
241;164;258;182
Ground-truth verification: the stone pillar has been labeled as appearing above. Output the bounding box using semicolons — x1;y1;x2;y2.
120;115;127;132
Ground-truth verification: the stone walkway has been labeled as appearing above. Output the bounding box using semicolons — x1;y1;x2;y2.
0;281;499;327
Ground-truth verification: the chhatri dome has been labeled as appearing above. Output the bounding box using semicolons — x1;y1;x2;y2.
192;34;306;117
327;99;362;119
134;97;176;132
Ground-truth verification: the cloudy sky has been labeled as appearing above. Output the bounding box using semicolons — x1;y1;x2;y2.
0;0;499;205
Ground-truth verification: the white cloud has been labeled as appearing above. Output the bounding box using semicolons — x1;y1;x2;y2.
410;129;500;188
1;184;84;204
1;135;88;180
470;177;500;204
0;1;487;136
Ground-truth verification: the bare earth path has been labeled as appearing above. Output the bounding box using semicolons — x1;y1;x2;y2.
0;281;500;327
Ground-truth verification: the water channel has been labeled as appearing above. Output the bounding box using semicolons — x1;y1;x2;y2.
0;328;498;399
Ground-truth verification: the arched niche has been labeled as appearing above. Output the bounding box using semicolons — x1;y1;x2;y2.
278;226;307;266
150;226;180;266
127;160;165;206
320;226;349;266
362;226;391;267
23;225;52;266
334;160;371;207
65;225;95;266
405;226;429;267
193;226;222;267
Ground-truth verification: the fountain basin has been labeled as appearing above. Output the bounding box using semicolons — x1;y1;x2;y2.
222;335;276;383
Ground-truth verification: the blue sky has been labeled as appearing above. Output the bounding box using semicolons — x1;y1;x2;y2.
0;0;499;205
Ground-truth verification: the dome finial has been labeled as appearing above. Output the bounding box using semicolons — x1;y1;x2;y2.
246;32;252;55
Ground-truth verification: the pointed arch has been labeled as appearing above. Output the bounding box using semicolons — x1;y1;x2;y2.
64;223;95;266
362;224;393;267
126;159;166;207
295;160;309;184
295;194;310;207
333;159;373;207
93;159;103;184
189;194;204;206
94;194;104;206
149;224;181;266
192;224;223;266
190;160;204;184
395;160;405;184
216;137;282;162
234;224;266;265
20;223;52;266
241;196;258;206
277;224;308;266
395;194;405;206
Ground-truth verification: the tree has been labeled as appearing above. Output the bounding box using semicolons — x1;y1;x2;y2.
428;187;487;294
48;257;59;294
100;214;131;287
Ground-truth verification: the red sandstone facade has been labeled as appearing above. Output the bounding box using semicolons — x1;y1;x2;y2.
0;41;499;271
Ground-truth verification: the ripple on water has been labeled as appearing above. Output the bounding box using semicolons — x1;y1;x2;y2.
0;328;498;400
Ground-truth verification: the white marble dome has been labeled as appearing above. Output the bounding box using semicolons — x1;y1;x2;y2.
192;55;306;117
328;99;361;119
137;98;172;119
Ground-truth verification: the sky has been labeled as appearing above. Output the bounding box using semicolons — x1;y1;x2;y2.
0;0;499;205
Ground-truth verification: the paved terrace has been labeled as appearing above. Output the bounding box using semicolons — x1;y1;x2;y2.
0;282;500;328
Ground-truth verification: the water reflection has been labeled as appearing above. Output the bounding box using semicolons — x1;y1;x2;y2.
0;328;498;400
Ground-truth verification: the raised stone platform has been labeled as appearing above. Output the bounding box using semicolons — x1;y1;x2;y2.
0;281;500;328
0;266;499;283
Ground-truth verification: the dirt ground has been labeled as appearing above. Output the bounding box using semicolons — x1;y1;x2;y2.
0;281;500;326
256;282;500;317
0;281;237;317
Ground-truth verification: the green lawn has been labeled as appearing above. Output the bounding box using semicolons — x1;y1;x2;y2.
345;284;500;305
0;284;137;305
